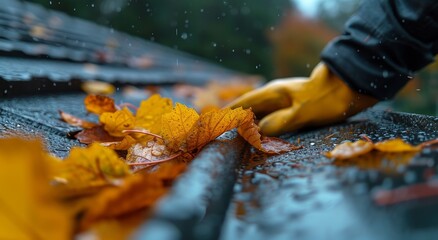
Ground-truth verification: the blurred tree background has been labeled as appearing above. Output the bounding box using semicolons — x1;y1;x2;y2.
27;0;292;79
26;0;437;115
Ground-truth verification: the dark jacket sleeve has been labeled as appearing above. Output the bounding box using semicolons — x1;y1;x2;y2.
321;0;438;100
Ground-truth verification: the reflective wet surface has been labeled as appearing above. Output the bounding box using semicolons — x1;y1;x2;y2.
221;112;438;240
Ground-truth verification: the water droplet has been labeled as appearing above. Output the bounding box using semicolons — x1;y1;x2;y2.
180;33;188;40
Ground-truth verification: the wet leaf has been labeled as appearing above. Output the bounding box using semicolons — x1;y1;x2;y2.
75;126;122;144
161;103;200;151
54;143;130;193
373;139;421;152
260;137;303;154
85;94;117;115
135;94;173;134
325;140;374;160
100;108;135;137
186;107;250;152
237;111;301;154
80;162;186;229
59;111;98;129
0;138;72;240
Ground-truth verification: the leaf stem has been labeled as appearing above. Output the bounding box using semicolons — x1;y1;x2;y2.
122;129;163;139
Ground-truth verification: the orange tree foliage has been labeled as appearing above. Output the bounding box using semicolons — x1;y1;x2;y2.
269;12;337;78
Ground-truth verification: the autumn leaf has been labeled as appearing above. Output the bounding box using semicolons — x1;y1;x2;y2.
100;108;135;137
325;140;374;160
373;139;421;152
85;94;117;115
75;126;123;144
135;94;173;134
0;138;72;240
59;110;98;129
161;103;200;151
185;107;250;153
82;81;115;95
237;111;301;154
54;143;131;195
79;162;186;230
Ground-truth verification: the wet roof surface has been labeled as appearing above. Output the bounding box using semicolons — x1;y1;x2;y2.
1;1;438;240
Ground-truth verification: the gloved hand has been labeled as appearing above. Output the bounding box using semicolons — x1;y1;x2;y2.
229;63;378;136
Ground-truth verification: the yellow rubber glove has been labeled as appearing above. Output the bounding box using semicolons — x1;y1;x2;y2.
229;63;378;136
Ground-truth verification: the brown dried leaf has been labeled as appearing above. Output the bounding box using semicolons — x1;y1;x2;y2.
260;137;303;154
84;94;117;115
237;111;301;154
75;126;122;144
59;111;98;129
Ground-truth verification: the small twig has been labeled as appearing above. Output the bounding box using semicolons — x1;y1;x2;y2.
419;138;438;148
360;134;373;143
118;102;139;111
122;129;163;139
324;133;336;140
128;153;182;166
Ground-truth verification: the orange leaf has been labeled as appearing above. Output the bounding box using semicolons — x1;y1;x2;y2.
186;107;251;152
237;111;301;154
161;103;200;151
81;81;115;95
100;108;135;137
59;111;98;129
237;110;262;149
79;162;186;230
75;126;122;144
135;94;172;134
373;139;421;152
84;94;117;115
325;140;374;160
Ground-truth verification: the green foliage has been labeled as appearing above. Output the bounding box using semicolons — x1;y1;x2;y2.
28;0;292;78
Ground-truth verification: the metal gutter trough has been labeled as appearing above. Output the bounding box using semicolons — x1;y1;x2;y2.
1;1;438;240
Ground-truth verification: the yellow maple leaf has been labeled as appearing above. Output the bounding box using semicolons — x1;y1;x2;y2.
54;143;131;195
135;94;173;134
161;103;200;151
84;94;117;115
0;138;72;240
100;108;135;137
